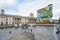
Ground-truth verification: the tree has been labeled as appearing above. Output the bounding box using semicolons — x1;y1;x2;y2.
58;17;60;24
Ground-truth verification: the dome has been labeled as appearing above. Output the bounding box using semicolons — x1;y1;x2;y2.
30;12;34;17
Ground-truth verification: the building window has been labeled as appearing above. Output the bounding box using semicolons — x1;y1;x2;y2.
6;22;8;25
1;22;3;26
12;22;14;24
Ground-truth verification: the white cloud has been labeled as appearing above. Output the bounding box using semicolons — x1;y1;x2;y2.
18;0;52;17
5;0;17;6
0;0;60;19
52;0;60;19
52;9;60;19
0;0;17;8
18;0;60;19
5;10;18;15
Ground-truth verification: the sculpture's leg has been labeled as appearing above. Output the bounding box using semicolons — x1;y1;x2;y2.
39;16;42;22
37;14;39;21
38;14;42;22
48;16;52;22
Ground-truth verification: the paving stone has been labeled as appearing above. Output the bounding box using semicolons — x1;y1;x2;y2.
9;31;34;40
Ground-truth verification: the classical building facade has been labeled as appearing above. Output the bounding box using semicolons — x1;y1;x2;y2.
28;13;37;24
0;9;59;27
0;9;37;26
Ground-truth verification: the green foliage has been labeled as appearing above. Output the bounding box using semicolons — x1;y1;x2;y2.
58;17;60;23
0;25;15;29
5;25;15;28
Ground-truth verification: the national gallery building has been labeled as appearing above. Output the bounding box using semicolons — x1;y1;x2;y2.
0;9;37;26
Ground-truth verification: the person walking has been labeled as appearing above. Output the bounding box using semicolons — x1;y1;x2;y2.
9;31;11;34
56;27;60;40
31;29;32;32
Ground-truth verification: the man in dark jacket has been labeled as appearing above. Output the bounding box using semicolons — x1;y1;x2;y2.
56;27;60;40
31;29;32;32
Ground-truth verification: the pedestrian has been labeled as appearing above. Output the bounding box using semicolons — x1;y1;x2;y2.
9;31;11;34
56;28;60;40
31;29;32;32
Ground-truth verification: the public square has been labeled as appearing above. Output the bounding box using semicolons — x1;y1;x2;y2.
0;25;58;40
0;0;60;40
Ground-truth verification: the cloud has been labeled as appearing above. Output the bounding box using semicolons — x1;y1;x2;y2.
0;0;18;15
18;0;52;17
52;9;60;19
53;0;60;11
0;0;17;8
18;0;60;19
52;0;60;19
5;10;18;15
0;0;60;19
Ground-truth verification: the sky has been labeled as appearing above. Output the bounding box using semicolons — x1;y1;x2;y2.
0;0;60;19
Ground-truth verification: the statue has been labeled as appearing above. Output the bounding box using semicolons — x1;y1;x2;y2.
37;4;53;24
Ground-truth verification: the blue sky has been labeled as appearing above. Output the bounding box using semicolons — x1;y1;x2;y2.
0;0;60;19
